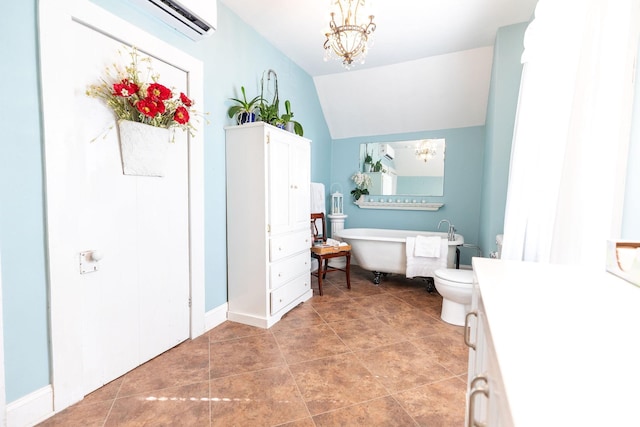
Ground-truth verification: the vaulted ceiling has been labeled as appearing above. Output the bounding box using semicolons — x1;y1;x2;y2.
220;0;539;138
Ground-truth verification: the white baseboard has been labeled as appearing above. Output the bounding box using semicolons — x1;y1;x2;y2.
204;302;228;332
7;385;53;427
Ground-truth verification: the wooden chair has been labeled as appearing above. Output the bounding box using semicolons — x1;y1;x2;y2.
310;213;351;295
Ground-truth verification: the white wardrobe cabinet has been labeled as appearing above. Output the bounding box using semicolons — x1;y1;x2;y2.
225;123;313;328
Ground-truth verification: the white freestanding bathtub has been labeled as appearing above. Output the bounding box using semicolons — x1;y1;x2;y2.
333;228;464;284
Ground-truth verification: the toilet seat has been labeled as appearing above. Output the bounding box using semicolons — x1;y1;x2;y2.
434;269;473;286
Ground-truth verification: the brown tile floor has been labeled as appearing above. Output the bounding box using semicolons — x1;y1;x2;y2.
38;266;468;426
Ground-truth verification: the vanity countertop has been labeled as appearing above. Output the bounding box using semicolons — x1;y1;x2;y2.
472;257;640;427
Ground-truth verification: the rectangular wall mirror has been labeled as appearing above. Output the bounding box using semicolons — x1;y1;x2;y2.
359;139;446;197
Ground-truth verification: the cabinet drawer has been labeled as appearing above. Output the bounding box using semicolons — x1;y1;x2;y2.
270;252;311;290
270;273;311;314
270;229;311;262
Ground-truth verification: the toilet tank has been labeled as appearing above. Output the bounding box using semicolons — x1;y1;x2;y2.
496;234;504;259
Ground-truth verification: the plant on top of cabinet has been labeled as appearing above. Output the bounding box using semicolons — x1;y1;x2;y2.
258;69;281;128
258;98;280;126
230;70;304;136
279;100;304;136
227;86;262;125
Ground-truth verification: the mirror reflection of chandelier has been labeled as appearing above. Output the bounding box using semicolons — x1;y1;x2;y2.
415;140;438;162
323;0;376;69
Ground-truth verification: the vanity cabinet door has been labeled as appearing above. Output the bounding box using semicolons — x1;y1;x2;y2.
466;287;489;427
466;284;514;427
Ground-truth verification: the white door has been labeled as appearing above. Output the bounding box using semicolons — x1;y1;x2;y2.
72;24;190;394
39;0;205;410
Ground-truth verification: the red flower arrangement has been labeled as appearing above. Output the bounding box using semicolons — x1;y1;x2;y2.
87;47;202;136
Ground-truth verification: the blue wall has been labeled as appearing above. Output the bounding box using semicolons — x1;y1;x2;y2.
0;0;332;403
478;22;528;256
331;126;485;265
0;0;50;403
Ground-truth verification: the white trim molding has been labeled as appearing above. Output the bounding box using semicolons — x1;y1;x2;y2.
6;386;53;427
0;249;5;426
204;303;229;332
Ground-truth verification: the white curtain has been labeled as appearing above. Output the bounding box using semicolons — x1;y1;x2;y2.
501;0;640;266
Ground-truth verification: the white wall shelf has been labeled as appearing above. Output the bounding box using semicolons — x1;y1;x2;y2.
354;197;444;211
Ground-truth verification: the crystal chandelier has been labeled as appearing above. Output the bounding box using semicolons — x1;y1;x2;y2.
415;140;438;162
323;0;376;69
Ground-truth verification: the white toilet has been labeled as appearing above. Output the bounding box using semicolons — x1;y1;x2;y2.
434;235;503;326
433;269;474;326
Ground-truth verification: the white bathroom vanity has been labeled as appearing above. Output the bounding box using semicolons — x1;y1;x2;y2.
467;257;640;426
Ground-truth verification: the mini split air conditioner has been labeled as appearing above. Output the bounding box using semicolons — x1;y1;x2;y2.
379;144;395;160
130;0;217;41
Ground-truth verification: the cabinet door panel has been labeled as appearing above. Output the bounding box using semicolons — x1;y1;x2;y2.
290;141;310;230
268;135;291;234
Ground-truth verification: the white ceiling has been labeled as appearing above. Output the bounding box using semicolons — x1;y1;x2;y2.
220;0;538;138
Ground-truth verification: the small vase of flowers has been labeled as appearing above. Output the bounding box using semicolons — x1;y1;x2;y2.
350;171;372;202
86;47;202;176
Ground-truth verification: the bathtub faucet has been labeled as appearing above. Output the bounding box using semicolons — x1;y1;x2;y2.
438;219;456;241
448;225;456;241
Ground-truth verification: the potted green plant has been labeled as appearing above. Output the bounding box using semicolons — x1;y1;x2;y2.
363;151;373;171
258;98;280;127
227;86;261;125
257;69;282;127
279;100;304;136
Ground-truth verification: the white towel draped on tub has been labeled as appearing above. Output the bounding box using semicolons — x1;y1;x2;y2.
414;235;442;258
405;236;448;278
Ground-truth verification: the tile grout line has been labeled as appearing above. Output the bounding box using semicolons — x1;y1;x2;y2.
208;331;212;427
270;328;316;425
101;375;125;427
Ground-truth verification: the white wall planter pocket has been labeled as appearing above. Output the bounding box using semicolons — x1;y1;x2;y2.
117;119;169;177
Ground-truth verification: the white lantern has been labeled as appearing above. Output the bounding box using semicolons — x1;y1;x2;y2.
331;191;344;215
